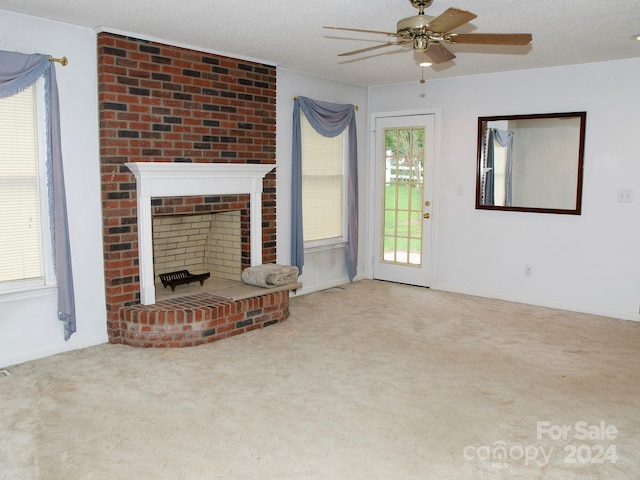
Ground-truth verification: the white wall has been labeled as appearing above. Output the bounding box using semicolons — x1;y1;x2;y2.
0;11;108;367
369;58;640;321
276;68;368;294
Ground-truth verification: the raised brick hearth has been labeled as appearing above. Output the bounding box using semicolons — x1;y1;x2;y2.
120;290;289;348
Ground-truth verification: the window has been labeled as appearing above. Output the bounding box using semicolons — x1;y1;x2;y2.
300;113;346;245
0;82;52;294
491;138;509;206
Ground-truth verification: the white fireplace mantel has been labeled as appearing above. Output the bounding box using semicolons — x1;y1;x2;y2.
126;162;274;305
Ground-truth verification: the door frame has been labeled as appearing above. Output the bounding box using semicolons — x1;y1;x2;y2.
366;109;441;285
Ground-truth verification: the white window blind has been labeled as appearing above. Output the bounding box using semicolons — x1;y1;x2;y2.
0;85;44;285
300;113;344;243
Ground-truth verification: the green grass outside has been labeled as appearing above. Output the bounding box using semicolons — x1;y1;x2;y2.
383;182;423;255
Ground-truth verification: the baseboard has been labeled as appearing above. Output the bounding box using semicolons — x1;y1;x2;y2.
431;283;639;322
0;333;110;369
291;276;352;296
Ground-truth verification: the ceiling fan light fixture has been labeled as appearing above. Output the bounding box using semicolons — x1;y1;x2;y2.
418;61;433;67
633;34;640;41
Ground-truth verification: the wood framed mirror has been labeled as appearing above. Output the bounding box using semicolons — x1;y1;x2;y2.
476;112;587;214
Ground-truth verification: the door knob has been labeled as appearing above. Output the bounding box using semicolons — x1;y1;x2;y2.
423;213;430;219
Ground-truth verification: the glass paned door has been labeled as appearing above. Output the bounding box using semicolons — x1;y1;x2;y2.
373;114;435;287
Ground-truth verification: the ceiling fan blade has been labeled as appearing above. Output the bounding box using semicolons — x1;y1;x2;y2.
449;33;533;45
324;26;400;37
337;40;411;56
424;43;456;64
427;7;477;34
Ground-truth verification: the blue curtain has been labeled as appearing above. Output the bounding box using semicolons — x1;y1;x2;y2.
484;128;514;206
291;96;358;282
0;50;76;340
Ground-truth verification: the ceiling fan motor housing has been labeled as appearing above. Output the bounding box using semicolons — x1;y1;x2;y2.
397;14;435;37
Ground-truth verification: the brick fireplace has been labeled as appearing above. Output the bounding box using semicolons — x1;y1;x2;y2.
127;161;273;305
98;32;279;346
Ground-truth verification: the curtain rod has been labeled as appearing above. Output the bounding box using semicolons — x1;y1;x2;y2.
49;56;68;66
293;96;358;111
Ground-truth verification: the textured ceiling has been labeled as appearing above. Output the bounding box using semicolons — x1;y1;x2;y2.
1;0;639;86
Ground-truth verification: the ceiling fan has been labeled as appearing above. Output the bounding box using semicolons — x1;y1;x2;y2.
324;0;532;65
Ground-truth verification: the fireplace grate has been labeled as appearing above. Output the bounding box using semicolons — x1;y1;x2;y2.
159;270;211;292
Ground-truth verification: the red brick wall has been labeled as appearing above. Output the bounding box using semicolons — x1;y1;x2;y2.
98;32;277;343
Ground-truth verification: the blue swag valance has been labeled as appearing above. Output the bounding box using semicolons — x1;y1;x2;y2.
0;50;76;340
291;96;358;282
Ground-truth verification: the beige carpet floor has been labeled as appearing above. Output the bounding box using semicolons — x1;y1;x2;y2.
1;280;639;479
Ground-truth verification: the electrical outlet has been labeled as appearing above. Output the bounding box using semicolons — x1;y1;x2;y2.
618;189;633;203
524;264;533;277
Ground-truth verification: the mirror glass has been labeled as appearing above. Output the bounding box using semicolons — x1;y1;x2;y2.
476;112;586;214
